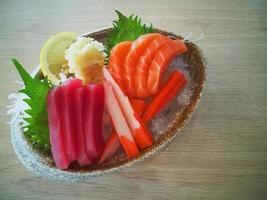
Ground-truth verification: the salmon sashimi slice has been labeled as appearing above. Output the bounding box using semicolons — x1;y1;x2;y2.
47;89;69;169
124;33;160;97
108;41;132;92
147;39;187;94
134;35;172;99
82;84;105;160
73;87;93;166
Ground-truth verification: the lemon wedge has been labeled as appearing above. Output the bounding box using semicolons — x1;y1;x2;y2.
40;32;77;83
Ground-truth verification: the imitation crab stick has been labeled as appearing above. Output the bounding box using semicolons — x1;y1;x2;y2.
143;70;187;123
103;68;153;149
100;71;187;163
158;72;187;111
99;98;147;163
103;81;139;158
99;131;120;164
130;99;147;117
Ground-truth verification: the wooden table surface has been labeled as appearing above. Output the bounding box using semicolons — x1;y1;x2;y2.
1;0;266;199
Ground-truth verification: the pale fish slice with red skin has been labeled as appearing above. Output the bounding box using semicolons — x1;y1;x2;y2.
135;35;172;99
73;87;93;166
108;41;132;92
103;68;153;149
147;39;187;95
47;88;69;169
124;33;161;98
103;81;139;158
82;84;105;161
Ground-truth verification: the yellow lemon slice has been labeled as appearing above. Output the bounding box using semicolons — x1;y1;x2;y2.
40;32;77;83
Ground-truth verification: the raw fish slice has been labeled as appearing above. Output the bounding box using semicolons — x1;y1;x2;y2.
82;84;105;160
59;79;83;163
103;81;139;158
47;89;69;169
73;87;92;166
147;39;187;94
135;35;171;99
124;33;160;97
108;41;132;91
88;84;105;158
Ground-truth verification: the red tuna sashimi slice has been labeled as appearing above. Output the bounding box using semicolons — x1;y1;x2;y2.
103;81;139;158
47;89;69;169
147;39;187;94
82;84;105;160
72;87;93;166
59;78;83;163
108;41;132;92
124;33;160;97
135;35;172;99
48;78;105;168
103;68;153;149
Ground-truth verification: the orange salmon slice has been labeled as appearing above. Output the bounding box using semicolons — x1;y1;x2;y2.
147;39;187;95
134;35;173;99
108;41;132;92
124;33;160;97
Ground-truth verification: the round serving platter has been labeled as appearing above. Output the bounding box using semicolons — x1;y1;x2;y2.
10;28;205;182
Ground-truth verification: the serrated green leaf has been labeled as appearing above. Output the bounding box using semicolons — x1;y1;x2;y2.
24;117;33;124
105;10;155;55
23;98;32;106
24;109;33;115
12;58;53;153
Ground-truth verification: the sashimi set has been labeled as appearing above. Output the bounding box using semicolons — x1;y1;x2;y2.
11;11;189;170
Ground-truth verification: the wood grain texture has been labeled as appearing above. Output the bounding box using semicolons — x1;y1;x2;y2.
0;0;267;199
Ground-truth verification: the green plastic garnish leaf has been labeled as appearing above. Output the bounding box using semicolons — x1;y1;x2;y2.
12;58;52;153
105;10;155;55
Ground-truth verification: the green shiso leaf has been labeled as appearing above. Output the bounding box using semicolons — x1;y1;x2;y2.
12;58;52;153
105;10;155;55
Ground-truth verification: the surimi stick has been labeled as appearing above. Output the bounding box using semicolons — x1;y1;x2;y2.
103;68;153;149
100;70;187;163
99;99;146;164
103;81;139;158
